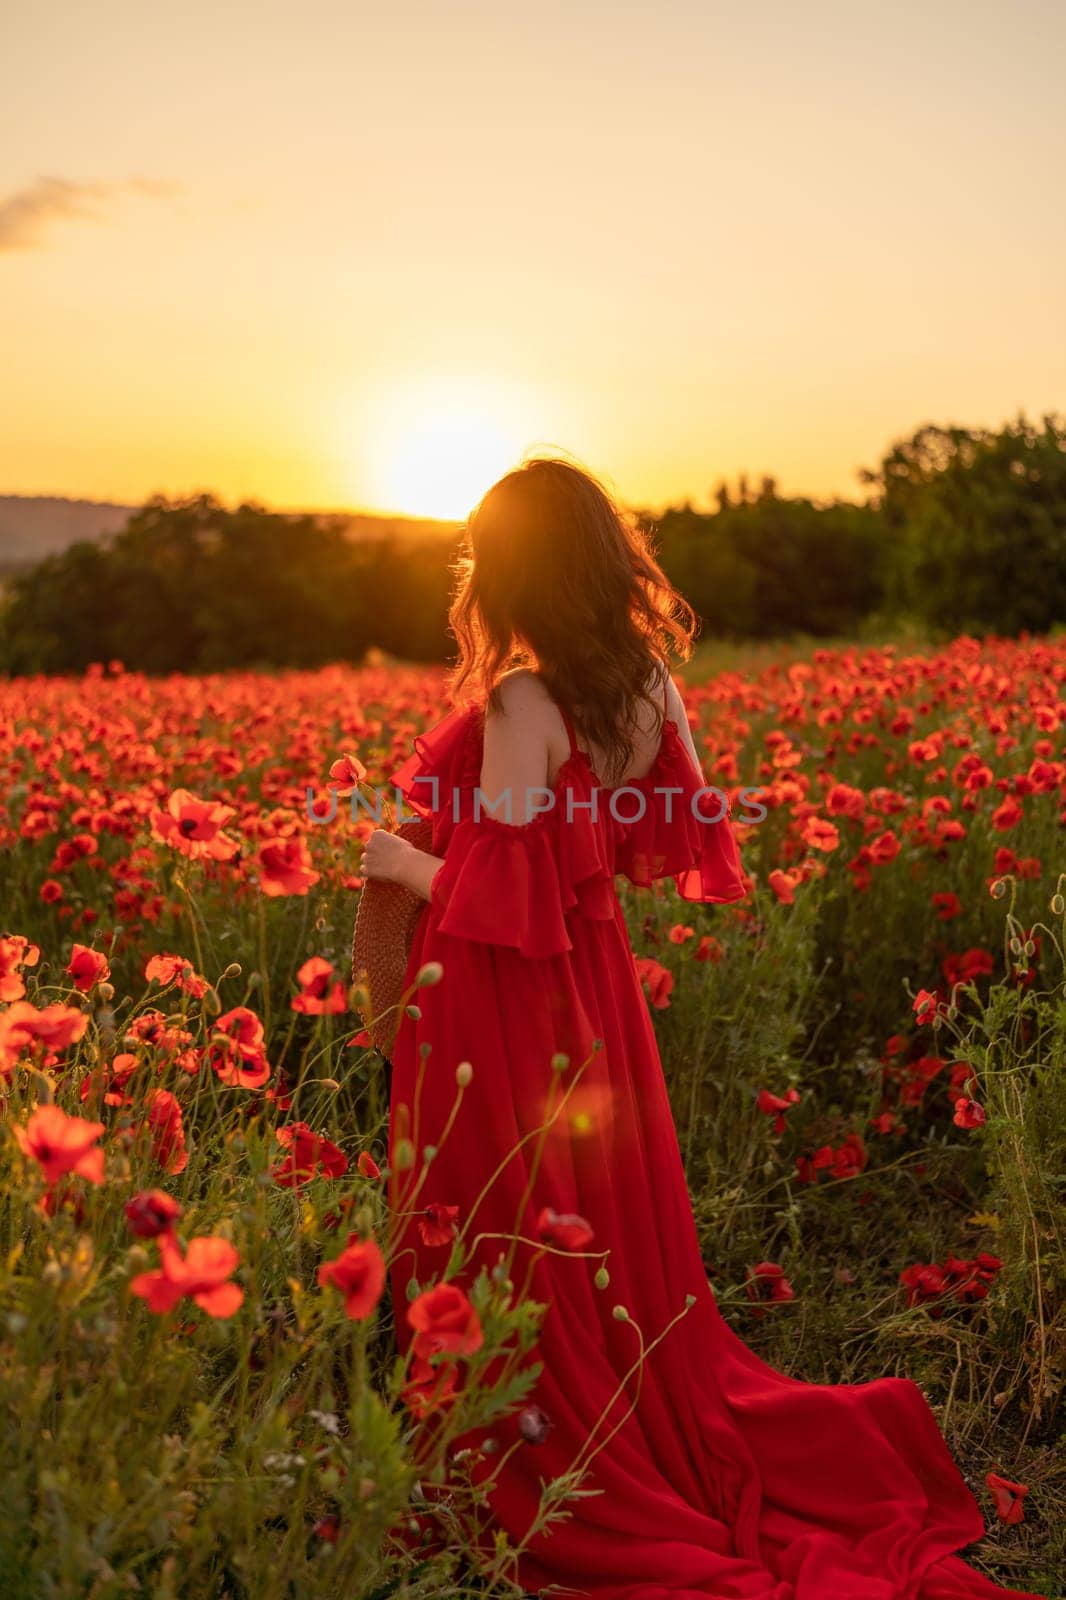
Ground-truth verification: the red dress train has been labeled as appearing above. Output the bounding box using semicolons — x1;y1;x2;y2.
385;695;1042;1600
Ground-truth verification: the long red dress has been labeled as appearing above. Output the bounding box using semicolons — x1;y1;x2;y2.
385;690;1043;1600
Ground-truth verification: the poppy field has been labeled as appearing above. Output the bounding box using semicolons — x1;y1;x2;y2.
0;636;1063;1598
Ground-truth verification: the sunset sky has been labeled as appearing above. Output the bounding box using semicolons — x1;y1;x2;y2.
2;0;1064;521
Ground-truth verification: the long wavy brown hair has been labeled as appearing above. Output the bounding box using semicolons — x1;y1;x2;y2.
447;454;699;786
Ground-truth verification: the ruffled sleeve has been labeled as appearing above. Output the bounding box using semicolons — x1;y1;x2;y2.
614;720;748;906
673;802;747;904
388;703;481;852
389;702;618;957
429;813;575;957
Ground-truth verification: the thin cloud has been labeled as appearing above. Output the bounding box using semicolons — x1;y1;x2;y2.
0;174;184;250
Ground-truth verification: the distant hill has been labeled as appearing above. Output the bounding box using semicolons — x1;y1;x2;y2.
0;494;459;573
0;496;134;570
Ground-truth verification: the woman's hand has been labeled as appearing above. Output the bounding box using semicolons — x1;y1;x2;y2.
361;827;416;886
361;828;445;903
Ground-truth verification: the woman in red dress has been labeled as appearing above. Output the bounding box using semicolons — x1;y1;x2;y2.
361;458;1042;1600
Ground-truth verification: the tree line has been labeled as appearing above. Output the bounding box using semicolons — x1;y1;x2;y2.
1;412;1063;675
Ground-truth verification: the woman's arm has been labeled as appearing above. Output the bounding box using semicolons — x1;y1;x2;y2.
664;669;709;783
360;672;556;900
360;827;445;903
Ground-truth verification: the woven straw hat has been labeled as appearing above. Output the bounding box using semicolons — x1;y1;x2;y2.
351;816;435;1056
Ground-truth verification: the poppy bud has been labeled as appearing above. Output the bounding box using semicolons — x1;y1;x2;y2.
551;1052;570;1073
518;1405;553;1445
1051;893;1065;916
612;1304;629;1321
455;1061;473;1087
405;1004;422;1020
416;961;443;987
594;1267;610;1290
393;1138;415;1171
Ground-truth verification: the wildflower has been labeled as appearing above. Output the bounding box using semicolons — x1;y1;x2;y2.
15;1105;105;1187
953;1097;987;1130
537;1206;595;1251
144;953;209;999
0;1001;88;1077
400;1352;459;1415
419;1203;460;1247
693;934;723;962
207;1006;271;1089
66;944;110;992
272;1122;349;1188
985;1472;1028;1525
145;1089;189;1175
328;754;368;792
318;1233;386;1319
800;816;839;852
291;956;347;1015
744;1262;795;1316
150;789;239;861
257;836;320;897
912;988;942;1025
407;1281;483;1359
357;1150;382;1179
756;1086;801;1134
634;957;673;1009
767;868;798;904
80;1051;139;1107
0;935;40;1001
131;1233;243;1318
125;1189;184;1239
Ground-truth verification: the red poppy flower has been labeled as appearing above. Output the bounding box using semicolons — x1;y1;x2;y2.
291;956;347;1015
144;953;209;999
328;754;368;793
64;942;109;991
318;1232;386;1320
80;1050;139;1107
912;988;942;1025
0;935;40;1002
272;1121;349;1188
16;1104;105;1187
537;1205;595;1251
634;957;673;1009
407;1281;483;1359
756;1086;801;1134
744;1261;795;1316
257;836;320;897
145;1089;189;1175
150;789;239;861
767;869;798;904
400;1352;459;1415
207;1007;271;1090
0;1001;89;1077
357;1150;382;1179
801;816;839;853
131;1232;243;1318
419;1203;460;1247
953;1097;986;1130
985;1472;1029;1525
125;1189;184;1239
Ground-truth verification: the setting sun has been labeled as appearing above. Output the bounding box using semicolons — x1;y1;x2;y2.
362;378;544;521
